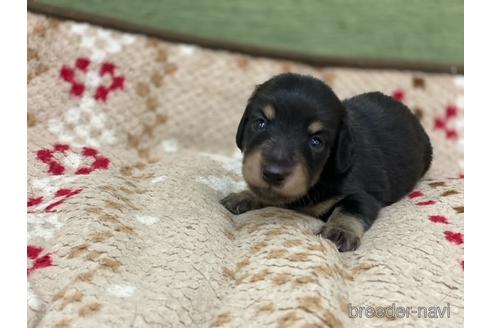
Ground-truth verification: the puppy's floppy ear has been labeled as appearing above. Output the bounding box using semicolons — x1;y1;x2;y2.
235;104;250;151
236;84;262;151
334;120;355;173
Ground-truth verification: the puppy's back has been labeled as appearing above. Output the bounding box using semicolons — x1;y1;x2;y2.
343;92;432;204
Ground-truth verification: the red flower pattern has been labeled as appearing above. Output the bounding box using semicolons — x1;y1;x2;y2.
60;57;125;102
392;89;405;102
408;186;463;269
36;144;110;176
27;246;53;276
434;105;460;140
444;231;464;245
428;215;449;224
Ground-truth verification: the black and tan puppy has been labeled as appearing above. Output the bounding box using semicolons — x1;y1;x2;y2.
221;73;432;251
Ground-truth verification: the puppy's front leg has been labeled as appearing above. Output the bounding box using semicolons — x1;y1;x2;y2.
221;190;265;215
321;213;365;252
321;194;381;252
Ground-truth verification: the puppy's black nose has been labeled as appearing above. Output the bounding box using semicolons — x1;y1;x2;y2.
262;164;290;186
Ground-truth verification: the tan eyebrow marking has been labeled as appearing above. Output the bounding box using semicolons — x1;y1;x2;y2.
263;105;275;120
308;121;324;134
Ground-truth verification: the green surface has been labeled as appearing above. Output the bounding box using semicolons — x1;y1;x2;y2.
32;0;463;67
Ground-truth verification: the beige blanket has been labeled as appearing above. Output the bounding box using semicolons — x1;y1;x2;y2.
27;13;464;328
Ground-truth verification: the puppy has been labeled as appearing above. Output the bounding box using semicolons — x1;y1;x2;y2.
221;73;432;251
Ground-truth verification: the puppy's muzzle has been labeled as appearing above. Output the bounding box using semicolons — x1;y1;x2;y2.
261;163;291;186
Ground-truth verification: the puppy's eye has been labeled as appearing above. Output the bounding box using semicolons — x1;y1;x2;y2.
310;136;323;149
255;118;267;131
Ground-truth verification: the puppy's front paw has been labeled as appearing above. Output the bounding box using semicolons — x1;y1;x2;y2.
321;225;361;252
220;191;261;215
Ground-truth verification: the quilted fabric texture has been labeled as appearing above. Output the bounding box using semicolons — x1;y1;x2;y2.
27;13;464;328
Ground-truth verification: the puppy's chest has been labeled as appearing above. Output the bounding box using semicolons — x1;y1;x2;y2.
292;196;344;220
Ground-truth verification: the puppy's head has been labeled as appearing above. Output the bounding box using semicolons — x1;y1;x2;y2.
236;73;353;204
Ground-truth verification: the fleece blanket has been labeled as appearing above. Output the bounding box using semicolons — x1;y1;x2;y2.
27;13;464;328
